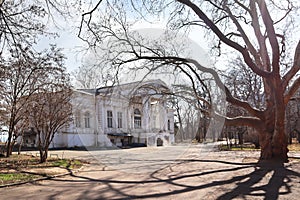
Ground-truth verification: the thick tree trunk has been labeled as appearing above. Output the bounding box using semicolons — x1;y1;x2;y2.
259;122;288;162
257;76;289;162
259;131;288;162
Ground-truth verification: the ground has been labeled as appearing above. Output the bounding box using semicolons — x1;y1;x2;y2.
0;143;300;199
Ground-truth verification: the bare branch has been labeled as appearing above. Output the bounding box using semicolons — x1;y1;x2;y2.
177;0;271;78
283;40;300;88
224;116;262;128
256;0;280;74
223;3;263;70
284;76;300;105
250;0;271;70
78;0;104;43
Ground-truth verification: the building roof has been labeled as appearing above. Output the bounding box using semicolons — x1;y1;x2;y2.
75;79;171;97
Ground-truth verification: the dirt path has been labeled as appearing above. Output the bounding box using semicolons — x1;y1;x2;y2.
0;144;300;200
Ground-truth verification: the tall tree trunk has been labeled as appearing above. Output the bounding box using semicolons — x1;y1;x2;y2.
272;110;289;162
6;135;12;157
259;105;288;162
259;129;288;162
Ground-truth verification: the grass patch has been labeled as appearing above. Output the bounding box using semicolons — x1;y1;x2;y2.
0;154;84;186
0;173;39;185
219;143;300;151
218;143;259;151
51;159;82;169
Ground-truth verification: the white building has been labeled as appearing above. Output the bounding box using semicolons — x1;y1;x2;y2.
50;79;175;148
0;126;8;143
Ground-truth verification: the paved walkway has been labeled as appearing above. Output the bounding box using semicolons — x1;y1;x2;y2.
1;144;300;200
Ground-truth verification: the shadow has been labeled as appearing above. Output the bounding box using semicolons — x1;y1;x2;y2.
37;158;300;200
216;161;299;200
2;156;300;199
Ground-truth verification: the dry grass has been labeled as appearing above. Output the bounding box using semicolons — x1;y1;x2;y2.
288;143;300;151
219;142;300;152
0;154;84;186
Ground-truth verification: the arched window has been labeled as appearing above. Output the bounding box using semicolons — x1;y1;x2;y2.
134;108;141;129
84;112;90;128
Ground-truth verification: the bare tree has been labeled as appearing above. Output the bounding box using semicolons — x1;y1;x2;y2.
72;64;115;89
223;57;264;146
172;83;211;142
0;1;45;52
0;46;65;157
285;91;300;144
23;83;72;163
78;0;300;162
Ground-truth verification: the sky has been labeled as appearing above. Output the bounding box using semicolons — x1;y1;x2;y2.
34;1;211;77
35;0;300;85
35;20;86;73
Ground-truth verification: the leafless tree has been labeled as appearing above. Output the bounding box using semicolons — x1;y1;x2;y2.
285;91;300;144
172;83;211;142
78;0;300;162
0;0;45;53
23;84;72;163
72;64;115;89
0;46;66;157
223;57;264;146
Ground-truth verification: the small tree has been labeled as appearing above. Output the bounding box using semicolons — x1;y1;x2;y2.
23;71;72;163
0;46;66;157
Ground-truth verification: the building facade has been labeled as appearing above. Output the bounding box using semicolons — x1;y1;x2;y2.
50;79;175;148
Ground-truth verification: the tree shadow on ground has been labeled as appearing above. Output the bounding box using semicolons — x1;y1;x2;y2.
46;158;300;200
216;161;299;200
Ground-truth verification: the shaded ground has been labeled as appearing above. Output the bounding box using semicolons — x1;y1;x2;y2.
0;154;83;186
0;144;300;200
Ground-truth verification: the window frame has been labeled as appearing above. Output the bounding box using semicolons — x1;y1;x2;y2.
117;112;122;128
107;110;113;128
84;112;90;128
134;108;142;129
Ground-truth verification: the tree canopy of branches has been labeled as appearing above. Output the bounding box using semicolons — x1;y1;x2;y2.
0;0;73;53
0;0;46;52
72;63;115;89
0;0;75;158
78;0;300;162
0;46;70;158
23;76;72;163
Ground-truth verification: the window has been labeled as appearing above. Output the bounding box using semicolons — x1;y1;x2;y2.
117;112;122;128
107;110;113;128
75;111;81;128
84;112;90;128
168;119;171;131
134;108;142;129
